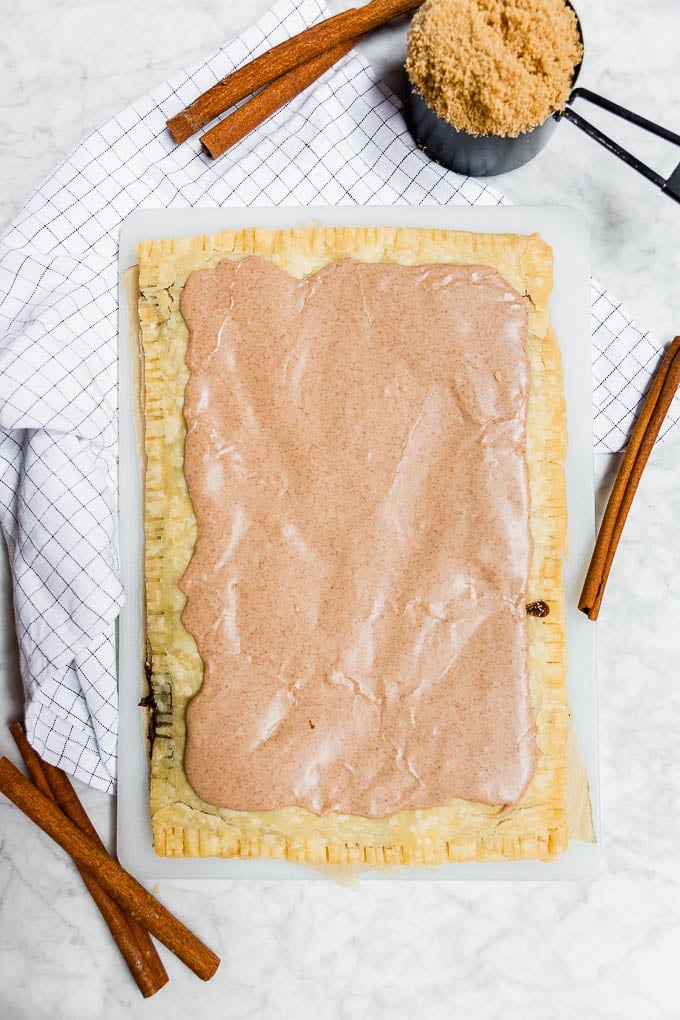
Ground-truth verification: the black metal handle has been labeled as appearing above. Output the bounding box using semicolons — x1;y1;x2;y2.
556;87;680;204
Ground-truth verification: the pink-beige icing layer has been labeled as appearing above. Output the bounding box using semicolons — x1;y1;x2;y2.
179;255;535;818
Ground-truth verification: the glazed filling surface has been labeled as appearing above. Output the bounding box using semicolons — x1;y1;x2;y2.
179;255;535;818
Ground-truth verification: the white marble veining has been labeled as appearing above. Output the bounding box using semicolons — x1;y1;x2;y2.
1;1;679;1017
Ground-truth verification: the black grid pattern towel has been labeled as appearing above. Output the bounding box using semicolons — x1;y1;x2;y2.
0;0;672;792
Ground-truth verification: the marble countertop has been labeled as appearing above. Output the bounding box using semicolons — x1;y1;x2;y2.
1;1;679;1017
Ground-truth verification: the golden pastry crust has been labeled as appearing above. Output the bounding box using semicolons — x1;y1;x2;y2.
137;225;573;865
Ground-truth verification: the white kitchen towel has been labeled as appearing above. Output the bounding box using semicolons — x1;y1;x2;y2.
0;0;674;793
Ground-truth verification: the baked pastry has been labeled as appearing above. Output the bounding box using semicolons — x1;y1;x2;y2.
136;224;592;866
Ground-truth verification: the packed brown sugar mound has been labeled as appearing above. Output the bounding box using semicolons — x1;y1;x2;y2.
406;0;583;137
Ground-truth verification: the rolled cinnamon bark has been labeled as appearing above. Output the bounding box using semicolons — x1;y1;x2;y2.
9;723;169;998
0;756;220;982
167;0;421;143
579;335;680;620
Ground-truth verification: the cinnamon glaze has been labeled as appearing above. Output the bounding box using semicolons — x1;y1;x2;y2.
179;256;536;816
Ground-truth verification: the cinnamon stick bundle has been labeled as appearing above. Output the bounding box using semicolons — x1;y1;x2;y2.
9;723;168;998
167;0;422;144
0;755;219;983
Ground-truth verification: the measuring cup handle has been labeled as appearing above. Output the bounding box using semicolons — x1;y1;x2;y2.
556;87;680;204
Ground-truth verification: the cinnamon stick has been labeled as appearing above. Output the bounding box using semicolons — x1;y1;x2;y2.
0;756;220;982
9;723;168;998
579;335;680;620
201;37;361;160
167;0;422;143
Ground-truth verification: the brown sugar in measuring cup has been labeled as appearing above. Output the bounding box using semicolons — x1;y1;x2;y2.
403;0;680;197
406;0;582;139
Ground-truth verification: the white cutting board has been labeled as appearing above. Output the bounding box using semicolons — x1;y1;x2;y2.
117;206;599;880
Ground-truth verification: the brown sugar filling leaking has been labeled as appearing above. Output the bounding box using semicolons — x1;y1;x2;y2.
179;255;536;817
